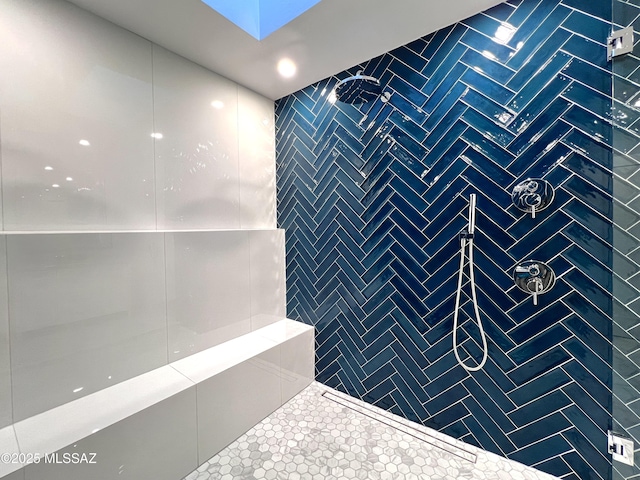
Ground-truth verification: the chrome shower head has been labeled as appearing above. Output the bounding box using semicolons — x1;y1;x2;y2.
334;72;382;104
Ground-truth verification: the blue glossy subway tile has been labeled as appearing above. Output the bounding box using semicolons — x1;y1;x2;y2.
508;75;571;133
562;34;608;69
485;2;516;22
387;58;428;90
563;268;612;315
562;0;611;22
564;152;612;193
423;81;468;132
460;49;515;85
509;52;572;113
563;292;612;339
459;28;516;66
564;198;613;243
509;367;571;407
389;76;429;108
562;59;611;97
422;24;455;61
424;103;467;150
423;64;468;116
563;129;612;168
508;97;571;154
422;28;468;81
564;337;611;386
508;4;571;71
461;103;516;148
508;389;571;427
423;195;466;239
462;416;502;455
389;45;428;72
511;0;563;48
563;175;611;217
389;126;428;160
509;412;571;448
562;10;610;47
507;29;571;92
461;12;505;39
462;127;516;169
508;209;573;257
464;396;517;454
423;159;469;204
421;44;467;99
460;168;513;213
613;100;640;136
463;378;516;432
509;301;573;345
563;359;611;410
563;428;611;474
461;69;514;106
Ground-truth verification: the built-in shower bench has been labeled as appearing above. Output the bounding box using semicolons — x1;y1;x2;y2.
0;319;314;480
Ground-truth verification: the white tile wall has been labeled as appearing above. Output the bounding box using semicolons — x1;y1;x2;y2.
153;45;241;230
195;347;282;463
238;86;276;229
249;230;286;330
23;388;198;480
166;231;252;361
8;233;167;421
0;0;156;231
0;238;11;428
0;426;22;477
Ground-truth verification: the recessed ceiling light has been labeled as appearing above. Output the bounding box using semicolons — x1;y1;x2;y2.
52;184;60;188
66;177;73;182
79;139;90;147
211;100;224;109
277;58;297;78
44;166;53;171
151;132;163;139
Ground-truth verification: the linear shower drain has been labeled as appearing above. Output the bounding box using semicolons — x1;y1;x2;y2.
321;390;477;464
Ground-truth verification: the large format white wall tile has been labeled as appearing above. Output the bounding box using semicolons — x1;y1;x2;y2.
249;230;286;330
0;426;22;477
2;470;24;480
8;233;167;421
238;86;276;228
23;388;197;480
166;231;251;361
195;347;281;463
0;0;156;231
0;238;11;428
153;45;240;230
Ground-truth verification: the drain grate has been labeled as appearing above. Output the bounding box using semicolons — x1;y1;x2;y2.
321;390;477;464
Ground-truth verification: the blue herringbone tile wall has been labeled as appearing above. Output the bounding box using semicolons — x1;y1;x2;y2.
612;1;640;479
275;0;615;479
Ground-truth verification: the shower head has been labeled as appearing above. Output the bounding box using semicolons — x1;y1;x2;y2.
334;72;382;105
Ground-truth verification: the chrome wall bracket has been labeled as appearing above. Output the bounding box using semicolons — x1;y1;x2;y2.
608;27;634;61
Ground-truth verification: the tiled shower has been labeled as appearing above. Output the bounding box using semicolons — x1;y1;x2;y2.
276;0;639;479
1;0;640;479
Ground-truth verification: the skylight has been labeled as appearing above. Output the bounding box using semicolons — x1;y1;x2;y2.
201;0;322;40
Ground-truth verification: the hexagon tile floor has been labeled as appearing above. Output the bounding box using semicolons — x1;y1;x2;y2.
184;382;560;480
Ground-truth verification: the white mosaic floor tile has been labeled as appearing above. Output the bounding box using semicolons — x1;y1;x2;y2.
184;382;560;480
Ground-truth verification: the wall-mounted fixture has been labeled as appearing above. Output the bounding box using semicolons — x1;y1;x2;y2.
513;260;555;306
334;72;389;105
511;179;554;218
608;26;634;61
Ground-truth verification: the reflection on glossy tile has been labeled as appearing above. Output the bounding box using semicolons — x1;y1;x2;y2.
238;86;276;228
0;238;11;428
24;388;197;480
8;233;167;421
166;232;251;361
0;0;155;230
153;45;240;229
195;347;281;464
249;230;285;330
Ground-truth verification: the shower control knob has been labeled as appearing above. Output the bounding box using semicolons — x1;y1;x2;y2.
513;260;555;306
512;179;554;219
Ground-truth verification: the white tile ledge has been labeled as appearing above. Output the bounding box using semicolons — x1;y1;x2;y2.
4;319;311;474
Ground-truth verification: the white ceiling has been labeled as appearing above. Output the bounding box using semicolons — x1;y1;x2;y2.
67;0;504;100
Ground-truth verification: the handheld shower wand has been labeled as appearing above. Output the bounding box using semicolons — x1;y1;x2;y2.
452;194;488;372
